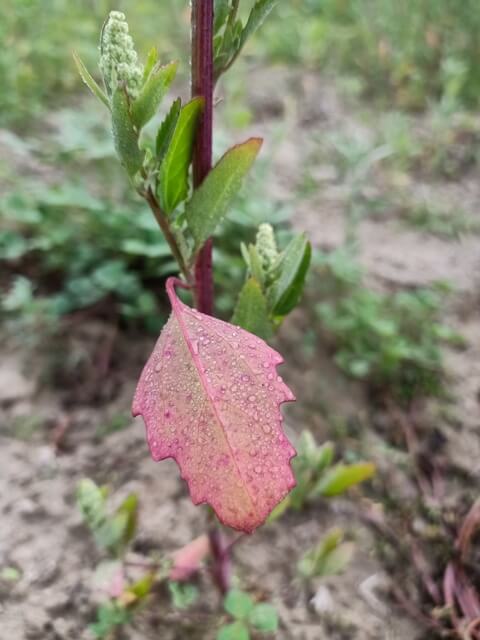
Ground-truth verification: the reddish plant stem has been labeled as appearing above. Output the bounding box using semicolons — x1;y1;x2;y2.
191;0;231;595
191;0;214;316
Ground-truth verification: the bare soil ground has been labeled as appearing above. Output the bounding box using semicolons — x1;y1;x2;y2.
1;67;479;639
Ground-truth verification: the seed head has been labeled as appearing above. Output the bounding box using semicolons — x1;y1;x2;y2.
99;11;144;100
256;223;278;272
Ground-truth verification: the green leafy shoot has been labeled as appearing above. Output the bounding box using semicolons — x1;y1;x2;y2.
214;0;279;79
268;431;374;518
234;224;311;339
90;602;132;639
76;479;138;557
168;581;199;609
298;528;355;579
218;590;279;639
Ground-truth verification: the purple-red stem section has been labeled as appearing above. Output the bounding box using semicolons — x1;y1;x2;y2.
192;0;214;317
191;0;231;595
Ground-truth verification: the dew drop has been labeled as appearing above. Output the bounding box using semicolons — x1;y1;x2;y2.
248;395;256;402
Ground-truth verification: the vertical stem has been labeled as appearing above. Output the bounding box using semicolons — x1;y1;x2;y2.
191;0;231;595
191;0;214;316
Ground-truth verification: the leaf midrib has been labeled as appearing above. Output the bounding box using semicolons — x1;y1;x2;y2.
171;299;258;516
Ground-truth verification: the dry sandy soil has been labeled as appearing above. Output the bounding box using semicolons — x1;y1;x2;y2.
1;67;479;639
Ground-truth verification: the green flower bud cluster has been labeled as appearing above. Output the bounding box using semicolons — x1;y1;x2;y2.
255;223;278;272
99;11;144;100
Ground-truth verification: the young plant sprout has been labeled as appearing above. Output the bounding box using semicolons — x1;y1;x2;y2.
75;1;311;594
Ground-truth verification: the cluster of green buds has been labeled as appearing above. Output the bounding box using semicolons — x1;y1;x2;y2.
255;223;278;273
99;11;144;100
236;222;311;338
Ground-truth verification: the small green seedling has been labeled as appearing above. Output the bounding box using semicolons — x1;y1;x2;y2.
89;602;132;639
298;528;355;579
218;589;279;640
77;479;138;557
77;479;163;637
269;431;375;518
169;581;199;610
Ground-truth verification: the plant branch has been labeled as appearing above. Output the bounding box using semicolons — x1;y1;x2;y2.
144;187;190;282
191;0;214;315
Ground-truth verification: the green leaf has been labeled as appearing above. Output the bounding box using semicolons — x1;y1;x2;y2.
314;441;335;472
319;543;355;576
186;138;262;249
142;46;158;84
224;590;254;619
240;0;279;49
90;603;131;639
77;479;108;533
158;97;204;213
115;493;138;548
314;462;376;497
214;0;231;33
156;98;181;163
298;432;334;472
131;61;177;129
270;234;311;316
217;622;250;640
232;277;272;340
248;245;265;286
111;88;143;177
128;572;156;600
169;581;199;609
96;513;127;552
298;530;354;578
73;52;110;109
266;495;291;522
249;603;278;632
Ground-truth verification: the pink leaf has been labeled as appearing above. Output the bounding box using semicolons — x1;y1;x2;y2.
132;278;296;533
170;534;210;581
